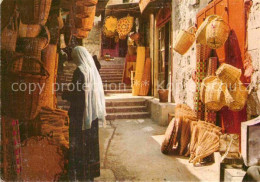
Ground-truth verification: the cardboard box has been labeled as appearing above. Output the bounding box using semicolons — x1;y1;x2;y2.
241;116;260;167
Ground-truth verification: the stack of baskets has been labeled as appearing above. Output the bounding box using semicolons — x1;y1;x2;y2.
73;0;97;38
2;0;52;121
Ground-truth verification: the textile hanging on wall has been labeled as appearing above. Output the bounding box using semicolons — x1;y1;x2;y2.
1;116;22;181
132;47;145;96
205;57;218;124
194;44;211;120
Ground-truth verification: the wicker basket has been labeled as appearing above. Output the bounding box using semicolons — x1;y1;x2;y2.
206;17;230;49
201;76;228;111
229;80;248;111
216;63;241;86
1;16;18;52
196;15;218;45
75;5;96;19
17;0;52;25
158;89;169;103
2;66;49;121
17;35;50;59
19;21;42;38
75;0;98;6
73;29;89;39
173;26;196;55
1;0;16;30
74;16;95;31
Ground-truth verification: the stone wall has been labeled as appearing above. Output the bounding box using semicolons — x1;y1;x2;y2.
247;0;260;117
83;17;102;58
171;0;211;109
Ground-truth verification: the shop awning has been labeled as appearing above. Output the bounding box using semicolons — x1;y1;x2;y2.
105;2;141;18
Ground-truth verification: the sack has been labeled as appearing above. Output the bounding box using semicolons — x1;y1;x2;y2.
174;26;196;55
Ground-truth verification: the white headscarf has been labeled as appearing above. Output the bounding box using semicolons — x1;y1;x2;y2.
72;46;106;130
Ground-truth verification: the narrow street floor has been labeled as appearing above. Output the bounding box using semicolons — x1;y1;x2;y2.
97;118;220;181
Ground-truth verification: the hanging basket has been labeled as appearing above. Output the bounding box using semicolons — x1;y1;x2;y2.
73;29;89;39
158;89;169;103
216;63;242;86
19;21;42;38
206;17;230;49
75;0;98;6
196;15;218;45
2;65;49;121
75;5;96;19
116;16;133;37
173;26;196;55
229;80;248;111
1;16;18;52
74;16;95;31
17;0;52;25
201;76;229;111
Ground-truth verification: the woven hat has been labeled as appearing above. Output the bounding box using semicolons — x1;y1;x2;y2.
104;16;118;33
216;63;242;86
116;16;134;37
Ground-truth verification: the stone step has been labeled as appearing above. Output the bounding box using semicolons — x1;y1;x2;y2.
106;112;150;120
106;106;147;113
100;69;124;73
106;100;146;107
100;73;123;77
102;80;123;84
104;89;132;94
101;65;124;69
101;76;122;80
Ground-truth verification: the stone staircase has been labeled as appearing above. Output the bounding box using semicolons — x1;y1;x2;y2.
99;62;132;94
105;98;150;120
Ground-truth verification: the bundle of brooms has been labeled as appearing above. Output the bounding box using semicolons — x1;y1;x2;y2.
39;107;69;148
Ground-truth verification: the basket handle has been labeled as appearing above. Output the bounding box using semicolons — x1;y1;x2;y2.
188;26;197;35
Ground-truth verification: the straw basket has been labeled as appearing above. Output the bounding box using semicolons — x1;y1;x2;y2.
75;0;98;6
216;63;241;86
104;16;118;36
173;26;196;55
1;0;16;30
206;17;230;49
75;5;96;19
74;16;95;31
158;89;169;103
19;22;42;38
201;76;227;111
17;27;50;59
196;15;218;45
74;29;89;39
1;50;23;74
17;0;52;25
229;80;248;111
1;17;18;52
2;66;49;121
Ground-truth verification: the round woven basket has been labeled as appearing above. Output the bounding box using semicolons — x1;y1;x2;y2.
75;5;96;19
174;26;196;55
201;76;227;111
19;21;42;38
75;0;98;6
104;16;118;34
216;63;241;86
158;89;169;103
229;80;248;111
206;17;230;49
17;0;52;25
196;15;218;45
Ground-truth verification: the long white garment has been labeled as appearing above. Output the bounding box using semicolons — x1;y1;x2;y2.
72;46;106;130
